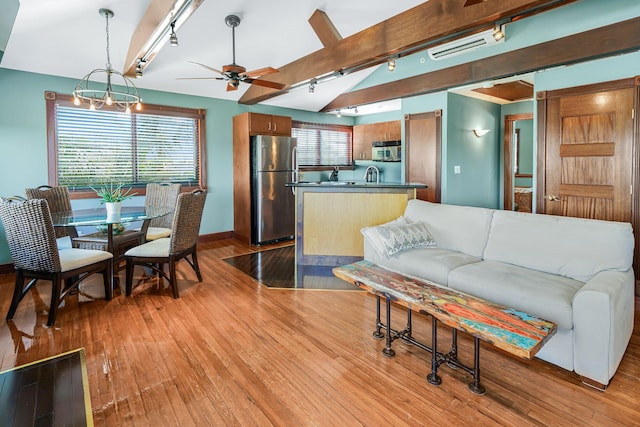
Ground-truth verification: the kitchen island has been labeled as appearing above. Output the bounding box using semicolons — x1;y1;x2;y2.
287;182;426;266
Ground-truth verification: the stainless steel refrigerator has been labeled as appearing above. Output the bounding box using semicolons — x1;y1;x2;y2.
251;135;297;245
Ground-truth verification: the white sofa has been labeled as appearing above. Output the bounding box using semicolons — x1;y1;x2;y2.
362;199;635;389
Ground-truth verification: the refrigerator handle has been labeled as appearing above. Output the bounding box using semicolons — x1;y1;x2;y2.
291;146;298;195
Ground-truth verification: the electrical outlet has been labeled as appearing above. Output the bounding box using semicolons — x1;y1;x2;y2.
454;165;461;174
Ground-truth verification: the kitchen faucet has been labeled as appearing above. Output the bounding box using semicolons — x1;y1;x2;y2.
363;165;380;184
329;167;339;181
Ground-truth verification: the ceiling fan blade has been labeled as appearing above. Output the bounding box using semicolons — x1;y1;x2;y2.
227;81;239;91
244;78;286;90
188;61;224;75
243;67;279;78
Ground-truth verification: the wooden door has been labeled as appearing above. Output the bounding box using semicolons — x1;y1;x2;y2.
405;111;442;202
538;84;634;222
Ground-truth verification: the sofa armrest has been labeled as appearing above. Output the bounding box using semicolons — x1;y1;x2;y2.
573;269;635;385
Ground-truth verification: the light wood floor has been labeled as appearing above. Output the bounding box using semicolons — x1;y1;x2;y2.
1;238;639;426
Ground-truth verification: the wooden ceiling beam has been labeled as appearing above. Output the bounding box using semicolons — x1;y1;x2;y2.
308;10;342;48
238;0;576;105
320;17;640;112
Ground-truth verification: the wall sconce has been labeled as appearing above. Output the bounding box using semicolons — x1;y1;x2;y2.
473;129;490;137
388;56;397;72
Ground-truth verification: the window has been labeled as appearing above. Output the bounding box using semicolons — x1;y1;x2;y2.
45;92;206;194
292;121;353;168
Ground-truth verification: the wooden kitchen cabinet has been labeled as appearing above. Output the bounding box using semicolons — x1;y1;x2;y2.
232;112;292;244
246;112;291;136
353;120;401;161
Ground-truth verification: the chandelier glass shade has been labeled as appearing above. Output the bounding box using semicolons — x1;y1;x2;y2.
73;9;142;113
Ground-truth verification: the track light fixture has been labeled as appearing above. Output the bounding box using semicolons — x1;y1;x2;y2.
492;24;505;41
388;56;397;72
169;21;178;47
309;79;317;93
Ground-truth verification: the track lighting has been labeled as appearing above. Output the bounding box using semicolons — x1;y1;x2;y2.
336;110;341;118
309;79;316;93
354;106;359;114
492;24;505;41
169;21;178;47
388;56;397;72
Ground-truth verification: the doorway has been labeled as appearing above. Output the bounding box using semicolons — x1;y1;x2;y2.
503;113;534;211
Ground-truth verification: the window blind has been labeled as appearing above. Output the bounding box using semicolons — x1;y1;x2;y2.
292;121;353;167
55;106;199;189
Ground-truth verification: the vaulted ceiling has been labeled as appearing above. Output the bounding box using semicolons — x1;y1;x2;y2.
0;0;590;114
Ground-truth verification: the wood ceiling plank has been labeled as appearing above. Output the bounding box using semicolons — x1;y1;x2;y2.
308;10;342;48
321;16;640;112
239;0;576;105
472;80;533;101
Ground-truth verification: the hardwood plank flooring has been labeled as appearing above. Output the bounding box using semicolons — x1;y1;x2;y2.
0;238;639;426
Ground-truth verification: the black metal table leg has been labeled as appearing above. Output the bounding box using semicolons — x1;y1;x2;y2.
401;308;413;344
382;296;395;357
468;337;486;395
447;329;459;369
373;295;384;339
426;316;442;386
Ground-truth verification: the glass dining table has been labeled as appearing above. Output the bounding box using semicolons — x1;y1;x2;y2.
51;206;172;283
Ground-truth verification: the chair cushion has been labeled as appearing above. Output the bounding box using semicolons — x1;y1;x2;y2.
145;226;172;241
125;238;170;258
59;248;112;272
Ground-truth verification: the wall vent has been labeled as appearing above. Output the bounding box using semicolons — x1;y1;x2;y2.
427;27;505;61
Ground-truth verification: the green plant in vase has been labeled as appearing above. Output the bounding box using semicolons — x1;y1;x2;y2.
91;183;137;230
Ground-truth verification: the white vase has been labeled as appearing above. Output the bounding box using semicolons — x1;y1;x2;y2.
105;201;122;222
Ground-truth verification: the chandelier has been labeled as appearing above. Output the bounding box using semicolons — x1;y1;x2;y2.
73;8;142;113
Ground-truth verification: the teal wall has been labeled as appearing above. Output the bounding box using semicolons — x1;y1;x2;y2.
0;68;354;264
445;93;501;208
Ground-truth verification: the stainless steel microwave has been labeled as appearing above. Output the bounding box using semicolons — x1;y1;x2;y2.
372;141;401;162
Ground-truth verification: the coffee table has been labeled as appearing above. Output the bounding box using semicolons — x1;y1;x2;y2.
333;260;557;394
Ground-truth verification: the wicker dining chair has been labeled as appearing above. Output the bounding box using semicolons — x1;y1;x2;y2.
25;185;76;249
144;182;182;241
0;197;113;326
125;189;207;299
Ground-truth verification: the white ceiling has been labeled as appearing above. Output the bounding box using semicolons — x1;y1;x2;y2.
1;0;429;113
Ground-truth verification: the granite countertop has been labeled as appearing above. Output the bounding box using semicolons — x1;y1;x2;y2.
286;181;427;189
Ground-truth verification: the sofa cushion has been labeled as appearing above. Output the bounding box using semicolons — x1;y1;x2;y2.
403;199;494;258
362;220;436;258
448;260;584;329
483;210;634;282
364;242;481;286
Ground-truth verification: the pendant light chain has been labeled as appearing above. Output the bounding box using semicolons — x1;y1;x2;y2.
105;11;112;70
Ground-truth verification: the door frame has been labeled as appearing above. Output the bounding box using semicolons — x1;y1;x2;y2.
536;76;640;279
503;113;533;211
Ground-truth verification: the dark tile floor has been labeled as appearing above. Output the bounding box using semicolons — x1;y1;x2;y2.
222;246;362;291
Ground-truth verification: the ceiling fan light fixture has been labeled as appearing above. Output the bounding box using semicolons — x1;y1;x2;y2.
170;22;178;47
73;9;142;112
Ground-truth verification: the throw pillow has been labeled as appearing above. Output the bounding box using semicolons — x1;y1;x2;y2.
376;221;437;257
361;216;408;256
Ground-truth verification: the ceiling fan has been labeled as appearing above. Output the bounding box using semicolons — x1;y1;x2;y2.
180;15;285;92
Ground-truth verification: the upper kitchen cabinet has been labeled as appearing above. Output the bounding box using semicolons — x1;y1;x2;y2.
353;120;401;160
245;112;292;136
